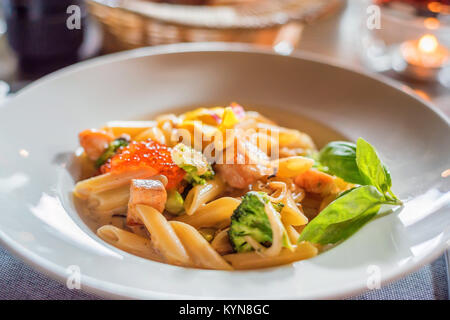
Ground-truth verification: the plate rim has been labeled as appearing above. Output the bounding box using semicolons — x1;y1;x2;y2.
7;42;450;126
1;42;449;300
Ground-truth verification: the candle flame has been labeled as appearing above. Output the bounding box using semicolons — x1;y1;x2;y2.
418;34;438;54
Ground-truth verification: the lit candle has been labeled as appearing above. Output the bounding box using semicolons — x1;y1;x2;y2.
393;34;449;81
401;34;449;69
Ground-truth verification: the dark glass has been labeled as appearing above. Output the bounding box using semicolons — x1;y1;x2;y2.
1;0;86;64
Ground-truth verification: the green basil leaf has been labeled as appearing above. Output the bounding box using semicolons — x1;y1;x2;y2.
336;187;358;199
383;165;392;190
315;205;380;244
318;141;366;185
298;185;386;244
356;138;391;193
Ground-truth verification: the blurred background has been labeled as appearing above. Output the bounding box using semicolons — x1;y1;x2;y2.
0;0;448;114
0;0;448;300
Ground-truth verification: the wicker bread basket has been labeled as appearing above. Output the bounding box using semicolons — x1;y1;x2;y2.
87;0;342;52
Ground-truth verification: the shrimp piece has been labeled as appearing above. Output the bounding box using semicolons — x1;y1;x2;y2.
215;138;273;189
216;160;270;189
79;129;114;161
294;169;338;195
127;179;167;225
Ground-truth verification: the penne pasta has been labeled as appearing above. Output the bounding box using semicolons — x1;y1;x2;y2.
97;225;161;261
157;116;180;147
87;184;130;215
177;120;219;149
223;241;318;270
135;204;191;267
284;224;301;244
280;190;308;226
73;168;157;199
276;127;316;151
170;221;233;270
274;156;314;178
102;121;157;138
183;176;225;215
135;127;166;144
174;197;240;229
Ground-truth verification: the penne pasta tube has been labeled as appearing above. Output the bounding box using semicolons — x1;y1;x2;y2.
184;176;225;215
87;184;130;215
74;167;157;199
277;127;316;150
135;127;166;144
136;204;191;267
158;120;178;147
223;241;318;270
284;224;301;244
170;221;233;270
102;121;157;138
274;156;314;178
280;190;308;226
174;197;240;229
97;225;162;261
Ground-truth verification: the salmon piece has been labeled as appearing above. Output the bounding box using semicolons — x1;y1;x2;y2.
79;129;114;161
127;179;167;225
294;169;337;195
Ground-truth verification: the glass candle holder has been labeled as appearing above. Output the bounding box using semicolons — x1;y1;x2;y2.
360;0;450;86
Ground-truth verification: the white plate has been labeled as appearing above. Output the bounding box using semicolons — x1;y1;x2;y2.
0;43;449;299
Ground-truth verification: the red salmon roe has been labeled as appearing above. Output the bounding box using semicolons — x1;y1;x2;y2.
100;139;185;189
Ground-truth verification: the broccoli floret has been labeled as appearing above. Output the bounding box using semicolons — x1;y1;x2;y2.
229;191;290;253
182;165;215;185
171;143;215;185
